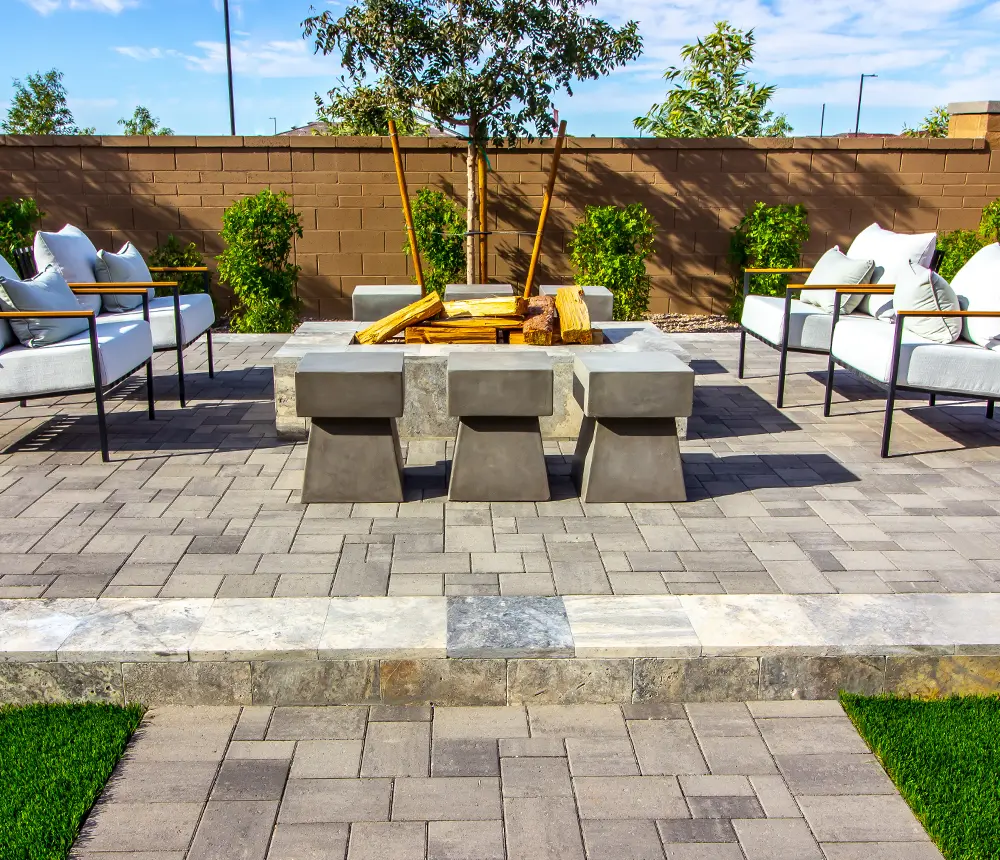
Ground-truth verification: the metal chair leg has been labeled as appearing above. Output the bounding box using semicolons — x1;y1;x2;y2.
823;355;836;418
928;393;936;406
881;387;896;459
737;330;747;379
146;358;156;420
19;399;26;408
206;328;215;379
87;316;110;462
171;285;186;407
988;399;995;420
776;341;789;409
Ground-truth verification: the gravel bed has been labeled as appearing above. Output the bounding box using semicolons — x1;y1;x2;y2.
645;312;740;333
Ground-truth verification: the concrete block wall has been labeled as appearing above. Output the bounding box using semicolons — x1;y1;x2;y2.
0;134;994;318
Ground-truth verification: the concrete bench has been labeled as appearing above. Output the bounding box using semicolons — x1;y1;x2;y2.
539;285;614;322
571;353;694;502
352;285;423;321
295;351;405;503
447;352;553;501
444;284;514;301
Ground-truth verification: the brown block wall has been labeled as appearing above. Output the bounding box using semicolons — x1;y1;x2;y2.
0;134;993;318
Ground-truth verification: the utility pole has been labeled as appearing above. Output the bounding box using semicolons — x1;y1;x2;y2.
223;0;236;135
819;103;826;136
854;74;877;136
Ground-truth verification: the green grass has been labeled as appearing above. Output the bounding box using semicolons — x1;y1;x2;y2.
840;694;1000;860
0;702;144;860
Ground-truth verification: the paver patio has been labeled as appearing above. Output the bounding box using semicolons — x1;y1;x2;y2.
68;700;944;859
2;332;1000;601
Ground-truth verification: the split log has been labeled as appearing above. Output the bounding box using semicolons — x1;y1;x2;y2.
354;292;443;345
405;325;498;344
522;295;557;346
508;331;525;345
555;286;592;344
441;296;527;319
430;316;523;330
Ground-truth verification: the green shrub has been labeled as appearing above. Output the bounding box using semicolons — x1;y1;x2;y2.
568;203;656;321
404;188;465;297
978;199;1000;245
727;201;810;320
936;229;986;282
147;234;206;295
0;196;43;270
218;190;303;333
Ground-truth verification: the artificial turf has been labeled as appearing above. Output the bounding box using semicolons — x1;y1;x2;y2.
840;693;1000;860
0;702;144;860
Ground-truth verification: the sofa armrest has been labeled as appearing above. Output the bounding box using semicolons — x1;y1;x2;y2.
67;281;177;288
70;287;154;295
0;310;94;319
895;310;1000;318
744;268;813;274
791;284;895;292
148;266;208;272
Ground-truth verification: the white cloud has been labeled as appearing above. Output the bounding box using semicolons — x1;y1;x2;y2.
114;46;172;61
23;0;137;13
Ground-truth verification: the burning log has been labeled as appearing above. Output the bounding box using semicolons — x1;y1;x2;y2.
354;292;444;345
522;295;557;346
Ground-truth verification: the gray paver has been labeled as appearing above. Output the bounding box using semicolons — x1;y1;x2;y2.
732;818;824;860
392;777;502;820
581;819;666;860
360;721;430;777
347;822;425;860
427;820;505;860
798;794;930;842
278;778;392;823
187;800;279;860
504;797;585;860
266;823;350;860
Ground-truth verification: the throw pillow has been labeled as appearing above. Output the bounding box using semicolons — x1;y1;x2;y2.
0;265;91;348
950;242;1000;349
95;242;154;313
33;225;103;315
847;223;937;319
0;255;19;349
892;262;962;344
799;247;875;313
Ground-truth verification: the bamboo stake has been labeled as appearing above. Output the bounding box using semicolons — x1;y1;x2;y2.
389;119;425;294
523;119;567;300
478;150;488;284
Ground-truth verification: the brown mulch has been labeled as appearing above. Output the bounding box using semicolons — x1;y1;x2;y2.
645;313;740;333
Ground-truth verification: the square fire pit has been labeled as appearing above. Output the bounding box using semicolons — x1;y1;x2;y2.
272;321;691;441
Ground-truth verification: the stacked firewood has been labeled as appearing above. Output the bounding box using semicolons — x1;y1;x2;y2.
353;288;602;346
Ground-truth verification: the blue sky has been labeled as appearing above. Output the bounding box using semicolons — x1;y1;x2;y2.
2;0;997;138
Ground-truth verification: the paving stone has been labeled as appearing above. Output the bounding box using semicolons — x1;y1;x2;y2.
797;794;929;842
697;735;778;775
629;719;708;775
687;794;764;818
187;800;279;860
529;704;628;738
622;703;687;720
574;776;687;819
266;823;350;860
749;774;802;818
347;822;426;860
500;756;573;796
360;721;430;777
392;777;502;820
103;760;219;804
819;844;944;860
226;741;295;760
757;718;870;756
278;778;392;823
775;753;896;795
678;774;754;796
565;737;639;776
656;818;737;843
433;706;528;739
498;737;566;757
210;759;289;801
370;704;432;721
731;818;824;860
76;802;203;852
504;797;586;860
432;738;500;776
581;819;666;860
289;740;363;778
267;707;367;740
427;820;505;860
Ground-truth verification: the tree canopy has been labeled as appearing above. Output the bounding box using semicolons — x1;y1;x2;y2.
118;106;173;136
313;79;426;136
634;21;791;138
903;106;949;138
2;69;94;135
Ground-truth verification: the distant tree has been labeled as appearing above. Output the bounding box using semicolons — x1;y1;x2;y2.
634;21;791;138
3;69;95;135
304;0;643;282
118;106;173;136
903;106;949;138
314;79;427;136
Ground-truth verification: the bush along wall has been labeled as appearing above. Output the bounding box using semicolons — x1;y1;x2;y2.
727;201;810;321
405;188;465;298
568;203;656;321
0;197;43;270
148;234;206;296
936;199;1000;282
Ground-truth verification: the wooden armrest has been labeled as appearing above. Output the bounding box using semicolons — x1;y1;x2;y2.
745;267;813;274
71;287;152;295
827;287;895;295
67;281;175;288
148;266;208;273
0;310;94;319
896;310;1000;318
789;284;894;291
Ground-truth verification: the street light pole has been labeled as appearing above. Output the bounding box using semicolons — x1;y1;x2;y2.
854;74;877;136
223;0;236;135
269;117;277;135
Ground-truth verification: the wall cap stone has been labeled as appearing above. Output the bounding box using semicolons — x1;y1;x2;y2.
948;101;1000;115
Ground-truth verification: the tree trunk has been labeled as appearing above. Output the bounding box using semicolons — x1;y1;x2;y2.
466;139;477;284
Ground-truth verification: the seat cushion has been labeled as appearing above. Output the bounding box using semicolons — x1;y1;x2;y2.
832;314;1000;397
95;242;156;313
951;242;1000;348
104;292;215;349
800;247;875;313
741;294;835;352
33;225;102;315
0;266;91;348
847;223;937;319
0;317;153;399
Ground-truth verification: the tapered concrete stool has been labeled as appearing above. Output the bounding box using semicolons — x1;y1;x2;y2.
296;352;405;503
447;352;553;501
571;353;694;503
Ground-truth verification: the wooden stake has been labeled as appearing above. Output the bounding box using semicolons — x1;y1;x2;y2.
478;150;488;284
389;119;425;294
523;119;567;300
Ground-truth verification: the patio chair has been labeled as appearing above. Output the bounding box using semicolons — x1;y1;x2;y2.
738;224;940;407
1;256;156;462
31;226;216;407
824;243;1000;457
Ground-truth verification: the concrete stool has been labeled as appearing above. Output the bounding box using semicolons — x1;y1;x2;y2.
447;352;553;501
296;352;405;503
352;285;422;321
571;353;694;503
539;285;614;322
444;283;514;301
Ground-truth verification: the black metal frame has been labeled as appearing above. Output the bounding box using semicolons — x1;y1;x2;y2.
823;291;1000;458
0;291;155;462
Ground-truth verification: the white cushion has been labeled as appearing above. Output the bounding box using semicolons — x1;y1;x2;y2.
742;294;837;352
951;242;1000;348
847;223;937;319
0;317;152;400
102;292;215;349
892;263;962;344
800;246;875;313
0;266;91;347
95;242;155;313
0;255;18;349
832;314;1000;397
33;225;102;314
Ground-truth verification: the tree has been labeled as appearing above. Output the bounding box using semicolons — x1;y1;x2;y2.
304;0;642;282
118;106;173;136
2;69;95;135
314;79;427;136
634;21;791;138
903;106;949;138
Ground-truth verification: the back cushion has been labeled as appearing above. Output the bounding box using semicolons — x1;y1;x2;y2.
847;223;937;319
892;263;962;344
0;265;91;348
95;242;153;313
951;242;1000;348
34;225;102;315
800;246;875;313
0;255;18;348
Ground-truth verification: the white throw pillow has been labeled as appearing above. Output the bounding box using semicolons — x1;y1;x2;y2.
33;225;102;315
950;242;1000;349
847;223;937;320
0;265;91;348
893;263;962;344
0;255;19;349
800;246;875;313
95;242;154;313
